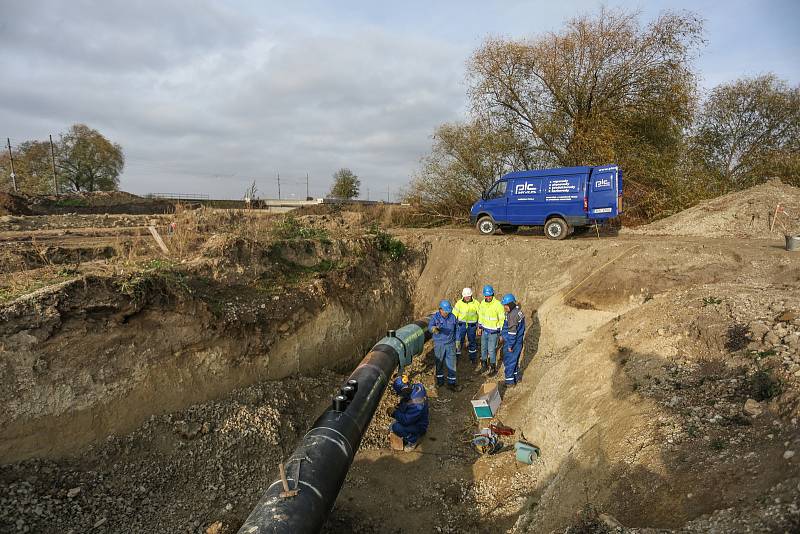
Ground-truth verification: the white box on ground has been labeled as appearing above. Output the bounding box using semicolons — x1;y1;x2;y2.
471;382;501;419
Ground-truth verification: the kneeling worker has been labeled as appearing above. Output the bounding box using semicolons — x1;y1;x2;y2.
388;375;429;451
500;293;526;387
429;299;459;390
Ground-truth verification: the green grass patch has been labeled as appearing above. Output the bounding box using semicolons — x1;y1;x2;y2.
53;197;88;208
272;215;329;240
115;258;190;302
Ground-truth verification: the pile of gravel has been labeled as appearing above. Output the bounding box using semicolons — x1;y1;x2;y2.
0;371;342;534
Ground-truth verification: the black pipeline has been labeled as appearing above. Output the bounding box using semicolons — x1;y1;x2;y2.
237;319;430;534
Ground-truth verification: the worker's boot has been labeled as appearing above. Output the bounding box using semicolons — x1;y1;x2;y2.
489;363;497;376
478;361;487;373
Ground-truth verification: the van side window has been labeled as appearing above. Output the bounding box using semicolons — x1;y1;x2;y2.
487;181;507;199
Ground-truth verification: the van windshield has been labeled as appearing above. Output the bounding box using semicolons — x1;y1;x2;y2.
486;181;507;199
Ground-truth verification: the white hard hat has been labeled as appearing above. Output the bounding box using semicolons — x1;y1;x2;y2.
462;287;473;298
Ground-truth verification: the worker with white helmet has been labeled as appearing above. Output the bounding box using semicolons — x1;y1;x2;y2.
453;287;479;364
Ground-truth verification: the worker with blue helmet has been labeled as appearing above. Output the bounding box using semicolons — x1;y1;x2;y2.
428;299;459;390
477;284;505;375
500;293;527;387
388;374;429;451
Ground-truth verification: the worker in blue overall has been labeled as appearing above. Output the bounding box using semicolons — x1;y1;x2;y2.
500;293;526;387
428;299;459;390
388;375;429;451
453;287;480;363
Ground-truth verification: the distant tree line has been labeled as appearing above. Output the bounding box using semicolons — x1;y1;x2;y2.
1;124;124;194
405;8;800;222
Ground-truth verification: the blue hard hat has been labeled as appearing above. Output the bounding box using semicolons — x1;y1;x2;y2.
392;375;411;396
439;299;453;313
482;285;495;296
501;293;516;306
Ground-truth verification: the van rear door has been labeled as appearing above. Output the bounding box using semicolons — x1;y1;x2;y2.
587;165;619;219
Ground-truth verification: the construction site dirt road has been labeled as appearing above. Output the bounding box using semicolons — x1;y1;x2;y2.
1;183;799;533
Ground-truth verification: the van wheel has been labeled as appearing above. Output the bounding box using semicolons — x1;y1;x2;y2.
499;225;519;234
544;218;569;240
477;216;496;235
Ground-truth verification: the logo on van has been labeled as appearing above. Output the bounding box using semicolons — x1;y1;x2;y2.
514;182;539;195
595;178;611;188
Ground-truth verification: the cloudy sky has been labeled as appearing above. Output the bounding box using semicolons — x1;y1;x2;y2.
1;0;798;200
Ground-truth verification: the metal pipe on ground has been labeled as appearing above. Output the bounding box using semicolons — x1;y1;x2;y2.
237;319;431;534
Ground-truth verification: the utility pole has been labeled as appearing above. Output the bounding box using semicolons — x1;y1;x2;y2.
306;172;309;200
49;134;58;195
6;138;17;192
387;184;390;203
277;172;281;200
367;187;370;201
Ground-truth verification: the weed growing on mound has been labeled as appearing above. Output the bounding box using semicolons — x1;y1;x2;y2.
747;369;782;401
367;224;406;260
272;214;329;240
725;323;749;352
115;258;190;302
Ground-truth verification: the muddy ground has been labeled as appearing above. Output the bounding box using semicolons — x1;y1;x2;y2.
1;199;799;533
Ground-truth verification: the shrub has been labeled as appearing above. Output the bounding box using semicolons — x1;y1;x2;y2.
748;369;782;401
725;323;749;352
368;225;406;260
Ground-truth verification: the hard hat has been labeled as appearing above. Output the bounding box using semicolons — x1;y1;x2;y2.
439;299;453;313
482;285;495;296
501;293;516;306
462;287;473;298
392;375;411;396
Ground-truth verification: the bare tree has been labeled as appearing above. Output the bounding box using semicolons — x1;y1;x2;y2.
0;141;54;194
408;8;705;222
691;74;800;191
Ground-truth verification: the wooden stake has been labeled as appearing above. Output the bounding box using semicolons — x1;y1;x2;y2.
770;204;781;233
147;225;170;254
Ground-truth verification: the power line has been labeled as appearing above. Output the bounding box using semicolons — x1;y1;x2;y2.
5;138;17;192
49;134;58;195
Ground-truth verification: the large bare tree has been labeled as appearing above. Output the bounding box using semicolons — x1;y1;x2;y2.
691;74;800;191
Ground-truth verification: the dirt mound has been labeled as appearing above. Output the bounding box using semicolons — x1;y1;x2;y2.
625;179;800;239
0;191;175;215
0;192;33;216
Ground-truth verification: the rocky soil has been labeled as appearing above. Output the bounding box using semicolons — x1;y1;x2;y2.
0;372;343;534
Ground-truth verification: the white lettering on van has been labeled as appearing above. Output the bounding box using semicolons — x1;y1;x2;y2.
514;182;539;195
595;178;611;188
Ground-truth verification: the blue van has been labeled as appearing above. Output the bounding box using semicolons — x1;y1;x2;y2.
469;165;622;239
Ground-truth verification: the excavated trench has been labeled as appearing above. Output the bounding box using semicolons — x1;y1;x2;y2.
1;233;799;533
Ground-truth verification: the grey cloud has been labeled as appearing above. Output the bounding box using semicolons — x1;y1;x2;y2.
0;2;469;199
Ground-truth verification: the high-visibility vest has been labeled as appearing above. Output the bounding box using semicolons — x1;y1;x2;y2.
453;298;479;323
478;298;505;331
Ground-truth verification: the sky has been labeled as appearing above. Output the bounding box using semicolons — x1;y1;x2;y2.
1;0;798;200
